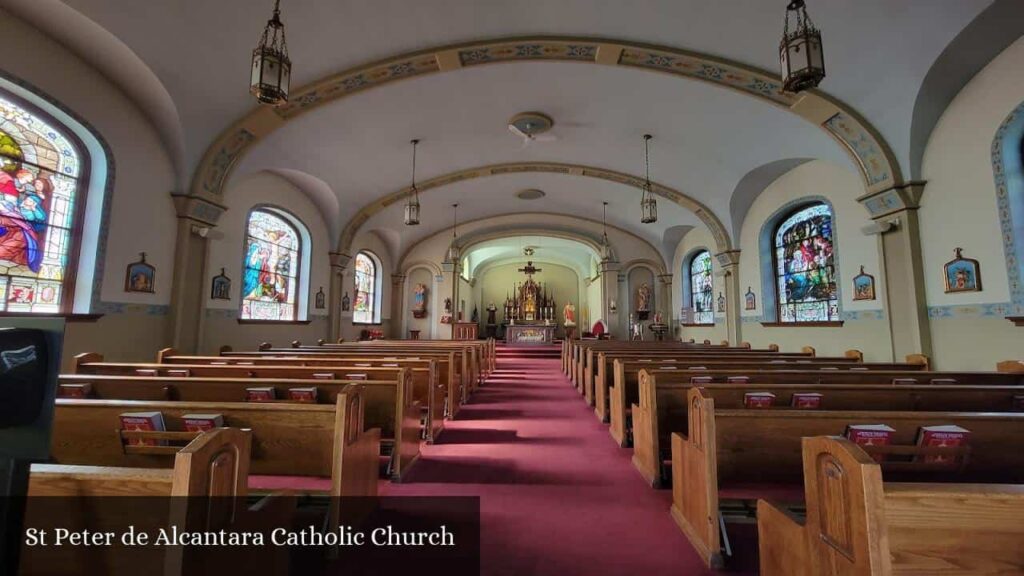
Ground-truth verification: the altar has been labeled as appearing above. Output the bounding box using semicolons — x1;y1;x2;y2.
505;324;556;345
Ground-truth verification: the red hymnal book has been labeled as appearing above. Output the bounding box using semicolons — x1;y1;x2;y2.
246;387;275;402
135;369;158;377
119;411;166;446
845;424;895;462
287;387;318;403
791;392;823;409
182;413;223;432
58;383;92;398
690;376;713;384
166;369;190;378
346;373;368;381
915;425;970;467
726;376;750;384
1013;395;1024;412
743;392;775;409
312;373;336;380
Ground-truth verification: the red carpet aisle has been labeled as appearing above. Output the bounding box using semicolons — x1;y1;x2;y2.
382;345;757;575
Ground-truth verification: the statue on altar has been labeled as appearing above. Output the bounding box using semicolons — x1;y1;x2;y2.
503;260;556;324
563;302;576;326
486;302;497;325
636;282;652;320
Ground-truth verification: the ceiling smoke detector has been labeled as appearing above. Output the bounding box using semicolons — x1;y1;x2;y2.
516;188;546;200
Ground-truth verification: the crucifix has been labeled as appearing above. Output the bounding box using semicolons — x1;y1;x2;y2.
518;261;542;278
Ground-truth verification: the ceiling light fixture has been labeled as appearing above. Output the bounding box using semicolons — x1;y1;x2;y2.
250;0;292;106
780;0;825;93
640;134;658;224
404;139;421;226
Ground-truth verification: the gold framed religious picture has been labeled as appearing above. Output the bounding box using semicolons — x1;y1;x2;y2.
125;252;155;293
211;268;231;300
852;266;876;301
717;292;726;313
315;287;326;309
341;292;351;311
943;247;982;293
744;287;756;310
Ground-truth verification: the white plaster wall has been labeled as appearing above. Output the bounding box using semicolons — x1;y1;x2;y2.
735;160;892;360
918;37;1024;370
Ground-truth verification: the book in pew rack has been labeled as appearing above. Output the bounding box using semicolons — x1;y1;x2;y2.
58;382;92;398
791;392;823;409
743;392;776;409
119;411;166;446
845;424;894;462
915;425;970;467
287;387;318;403
182;413;224;432
245;386;276;402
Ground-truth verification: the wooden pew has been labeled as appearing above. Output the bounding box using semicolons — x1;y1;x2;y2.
670;387;1024;568
591;349;820;419
74;355;445;443
50;386;387;491
758;436;1024;575
631;369;1024;487
191;348;466;416
607;358;932;448
22;428;295;575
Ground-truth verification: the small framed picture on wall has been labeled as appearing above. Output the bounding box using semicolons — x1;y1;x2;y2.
125;252;156;293
211;268;231;300
852;266;875;301
943;248;982;293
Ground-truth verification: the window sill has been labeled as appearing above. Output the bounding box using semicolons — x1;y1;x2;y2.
681;323;715;327
0;313;103;322
237;319;312;325
760;321;845;328
352;322;383;327
1008;316;1024;327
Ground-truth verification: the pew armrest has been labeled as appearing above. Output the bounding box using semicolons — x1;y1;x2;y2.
757;499;810;576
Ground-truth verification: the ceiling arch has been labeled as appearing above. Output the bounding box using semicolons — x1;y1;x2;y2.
729;158;815;244
340;161;732;257
910;0;1024;180
192;35;904;207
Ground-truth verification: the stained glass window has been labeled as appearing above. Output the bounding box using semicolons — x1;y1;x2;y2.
774;203;838;323
241;208;300;321
689;250;714;324
0;92;84;313
353;252;378;324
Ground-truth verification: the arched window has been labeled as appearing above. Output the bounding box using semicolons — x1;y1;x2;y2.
241;207;302;321
773;203;838;322
688;250;714;324
0;91;86;313
353;252;380;324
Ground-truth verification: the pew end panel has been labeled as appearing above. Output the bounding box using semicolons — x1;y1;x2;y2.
156;347;178;364
391;369;422;482
996;360;1024;373
630;369;661;488
669;389;723;569
72;352;104;373
756;499;810;576
608;360;628;447
171;427;253;497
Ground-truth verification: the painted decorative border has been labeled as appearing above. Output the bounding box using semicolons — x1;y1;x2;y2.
927;302;1017;319
990;101;1024;313
741;309;884;323
191;35;903;221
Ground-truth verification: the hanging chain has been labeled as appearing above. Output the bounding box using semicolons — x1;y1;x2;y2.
410;139;419;198
643;134;653;199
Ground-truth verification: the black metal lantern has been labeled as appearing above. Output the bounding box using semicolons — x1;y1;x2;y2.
404;139;421;226
780;0;825;93
640;134;658;224
250;0;291;106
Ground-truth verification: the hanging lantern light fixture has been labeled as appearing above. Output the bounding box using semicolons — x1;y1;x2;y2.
404;139;421;226
447;203;460;262
250;0;292;106
640;134;658;224
780;0;825;93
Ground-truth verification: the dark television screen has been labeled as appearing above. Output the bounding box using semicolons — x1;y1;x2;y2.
0;320;64;459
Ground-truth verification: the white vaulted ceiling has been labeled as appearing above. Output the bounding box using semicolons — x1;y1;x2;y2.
8;0;1005;257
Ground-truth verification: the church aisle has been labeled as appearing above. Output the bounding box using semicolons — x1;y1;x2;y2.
383;345;754;575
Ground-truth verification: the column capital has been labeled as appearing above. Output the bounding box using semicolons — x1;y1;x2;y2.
170;193;228;226
858;180;926;220
391;273;406;287
714;249;741;268
657;274;673;285
330;252;351;271
599;260;621;273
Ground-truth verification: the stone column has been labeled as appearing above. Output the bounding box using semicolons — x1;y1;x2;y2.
599;260;621;337
657;273;673;337
168;193;226;353
715;250;742;346
390;273;406;339
328;252;351;342
858;183;931;361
